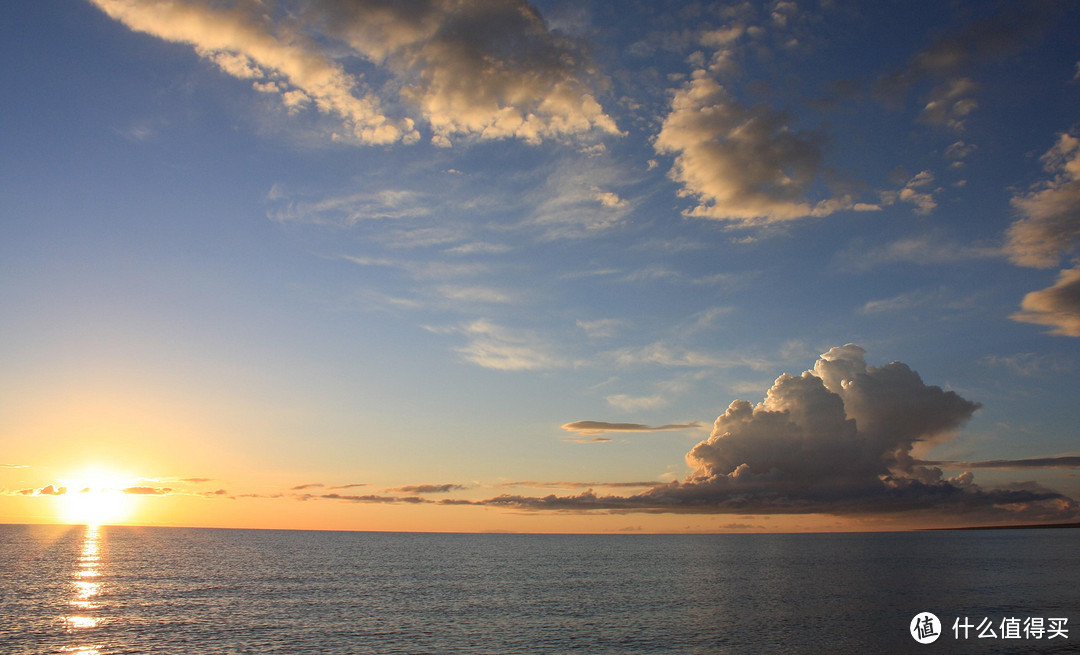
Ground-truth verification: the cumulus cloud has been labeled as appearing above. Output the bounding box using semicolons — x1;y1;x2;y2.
1006;133;1080;268
460;346;1078;523
1011;266;1080;337
655;71;845;225
1005;132;1080;336
39;484;67;496
89;0;617;146
561;420;701;435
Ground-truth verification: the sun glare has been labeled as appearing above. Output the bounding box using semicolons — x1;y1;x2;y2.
58;469;138;526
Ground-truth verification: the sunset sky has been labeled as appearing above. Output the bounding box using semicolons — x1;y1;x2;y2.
2;0;1079;533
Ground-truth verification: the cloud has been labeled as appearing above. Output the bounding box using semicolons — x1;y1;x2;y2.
38;484;67;496
90;0;617;147
88;0;414;145
655;71;845;225
0;464;28;469
919;456;1080;470
834;232;1001;271
327;483;368;490
1011;266;1080;337
918;77;979;131
290;482;325;491
1004;132;1080;336
302;493;429;504
606;342;771;370
576;318;621;339
981;352;1074;377
875;2;1052;121
433;319;563;371
123;486;172;495
497;480;664;490
561;420;701;435
180;477;213;483
268;189;433;226
1005;132;1080;269
459;346;1078;523
386;484;465;494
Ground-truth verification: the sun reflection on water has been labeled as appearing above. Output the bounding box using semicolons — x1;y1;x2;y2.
61;525;107;653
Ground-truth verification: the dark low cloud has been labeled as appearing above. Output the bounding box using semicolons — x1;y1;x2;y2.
919;456;1080;470
290;482;325;491
327;483;368;490
387;484;465;494
459;346;1078;524
307;493;429;504
497;480;667;490
38;484;67;496
561;420;701;435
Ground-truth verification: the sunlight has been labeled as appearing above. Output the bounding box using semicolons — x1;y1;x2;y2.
58;469;137;526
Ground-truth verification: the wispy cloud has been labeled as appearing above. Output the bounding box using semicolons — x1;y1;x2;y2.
834;232;1001;271
561;421;701;435
430;319;564;371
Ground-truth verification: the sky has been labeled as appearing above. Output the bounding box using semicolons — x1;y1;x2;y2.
1;0;1079;533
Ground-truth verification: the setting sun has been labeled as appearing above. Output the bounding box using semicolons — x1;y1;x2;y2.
58;469;137;526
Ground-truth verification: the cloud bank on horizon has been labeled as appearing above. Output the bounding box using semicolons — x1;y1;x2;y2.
477;346;1079;523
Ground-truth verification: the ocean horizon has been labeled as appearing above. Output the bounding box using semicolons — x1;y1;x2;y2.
3;523;1076;654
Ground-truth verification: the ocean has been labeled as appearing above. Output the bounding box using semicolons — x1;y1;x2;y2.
0;524;1076;654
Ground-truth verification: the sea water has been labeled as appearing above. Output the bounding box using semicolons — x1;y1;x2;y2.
0;524;1076;654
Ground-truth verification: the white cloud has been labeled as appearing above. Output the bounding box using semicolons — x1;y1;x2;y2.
313;0;620;145
88;0;416;145
1011;266;1080;337
654;71;842;225
89;0;619;147
1005;132;1080;269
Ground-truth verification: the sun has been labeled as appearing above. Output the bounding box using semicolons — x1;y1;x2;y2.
58;468;138;526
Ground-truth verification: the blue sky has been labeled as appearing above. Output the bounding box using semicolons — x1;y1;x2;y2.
2;0;1079;531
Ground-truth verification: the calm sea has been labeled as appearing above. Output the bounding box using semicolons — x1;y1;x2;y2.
0;525;1076;654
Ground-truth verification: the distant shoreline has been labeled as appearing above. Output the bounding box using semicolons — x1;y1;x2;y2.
931;521;1080;531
